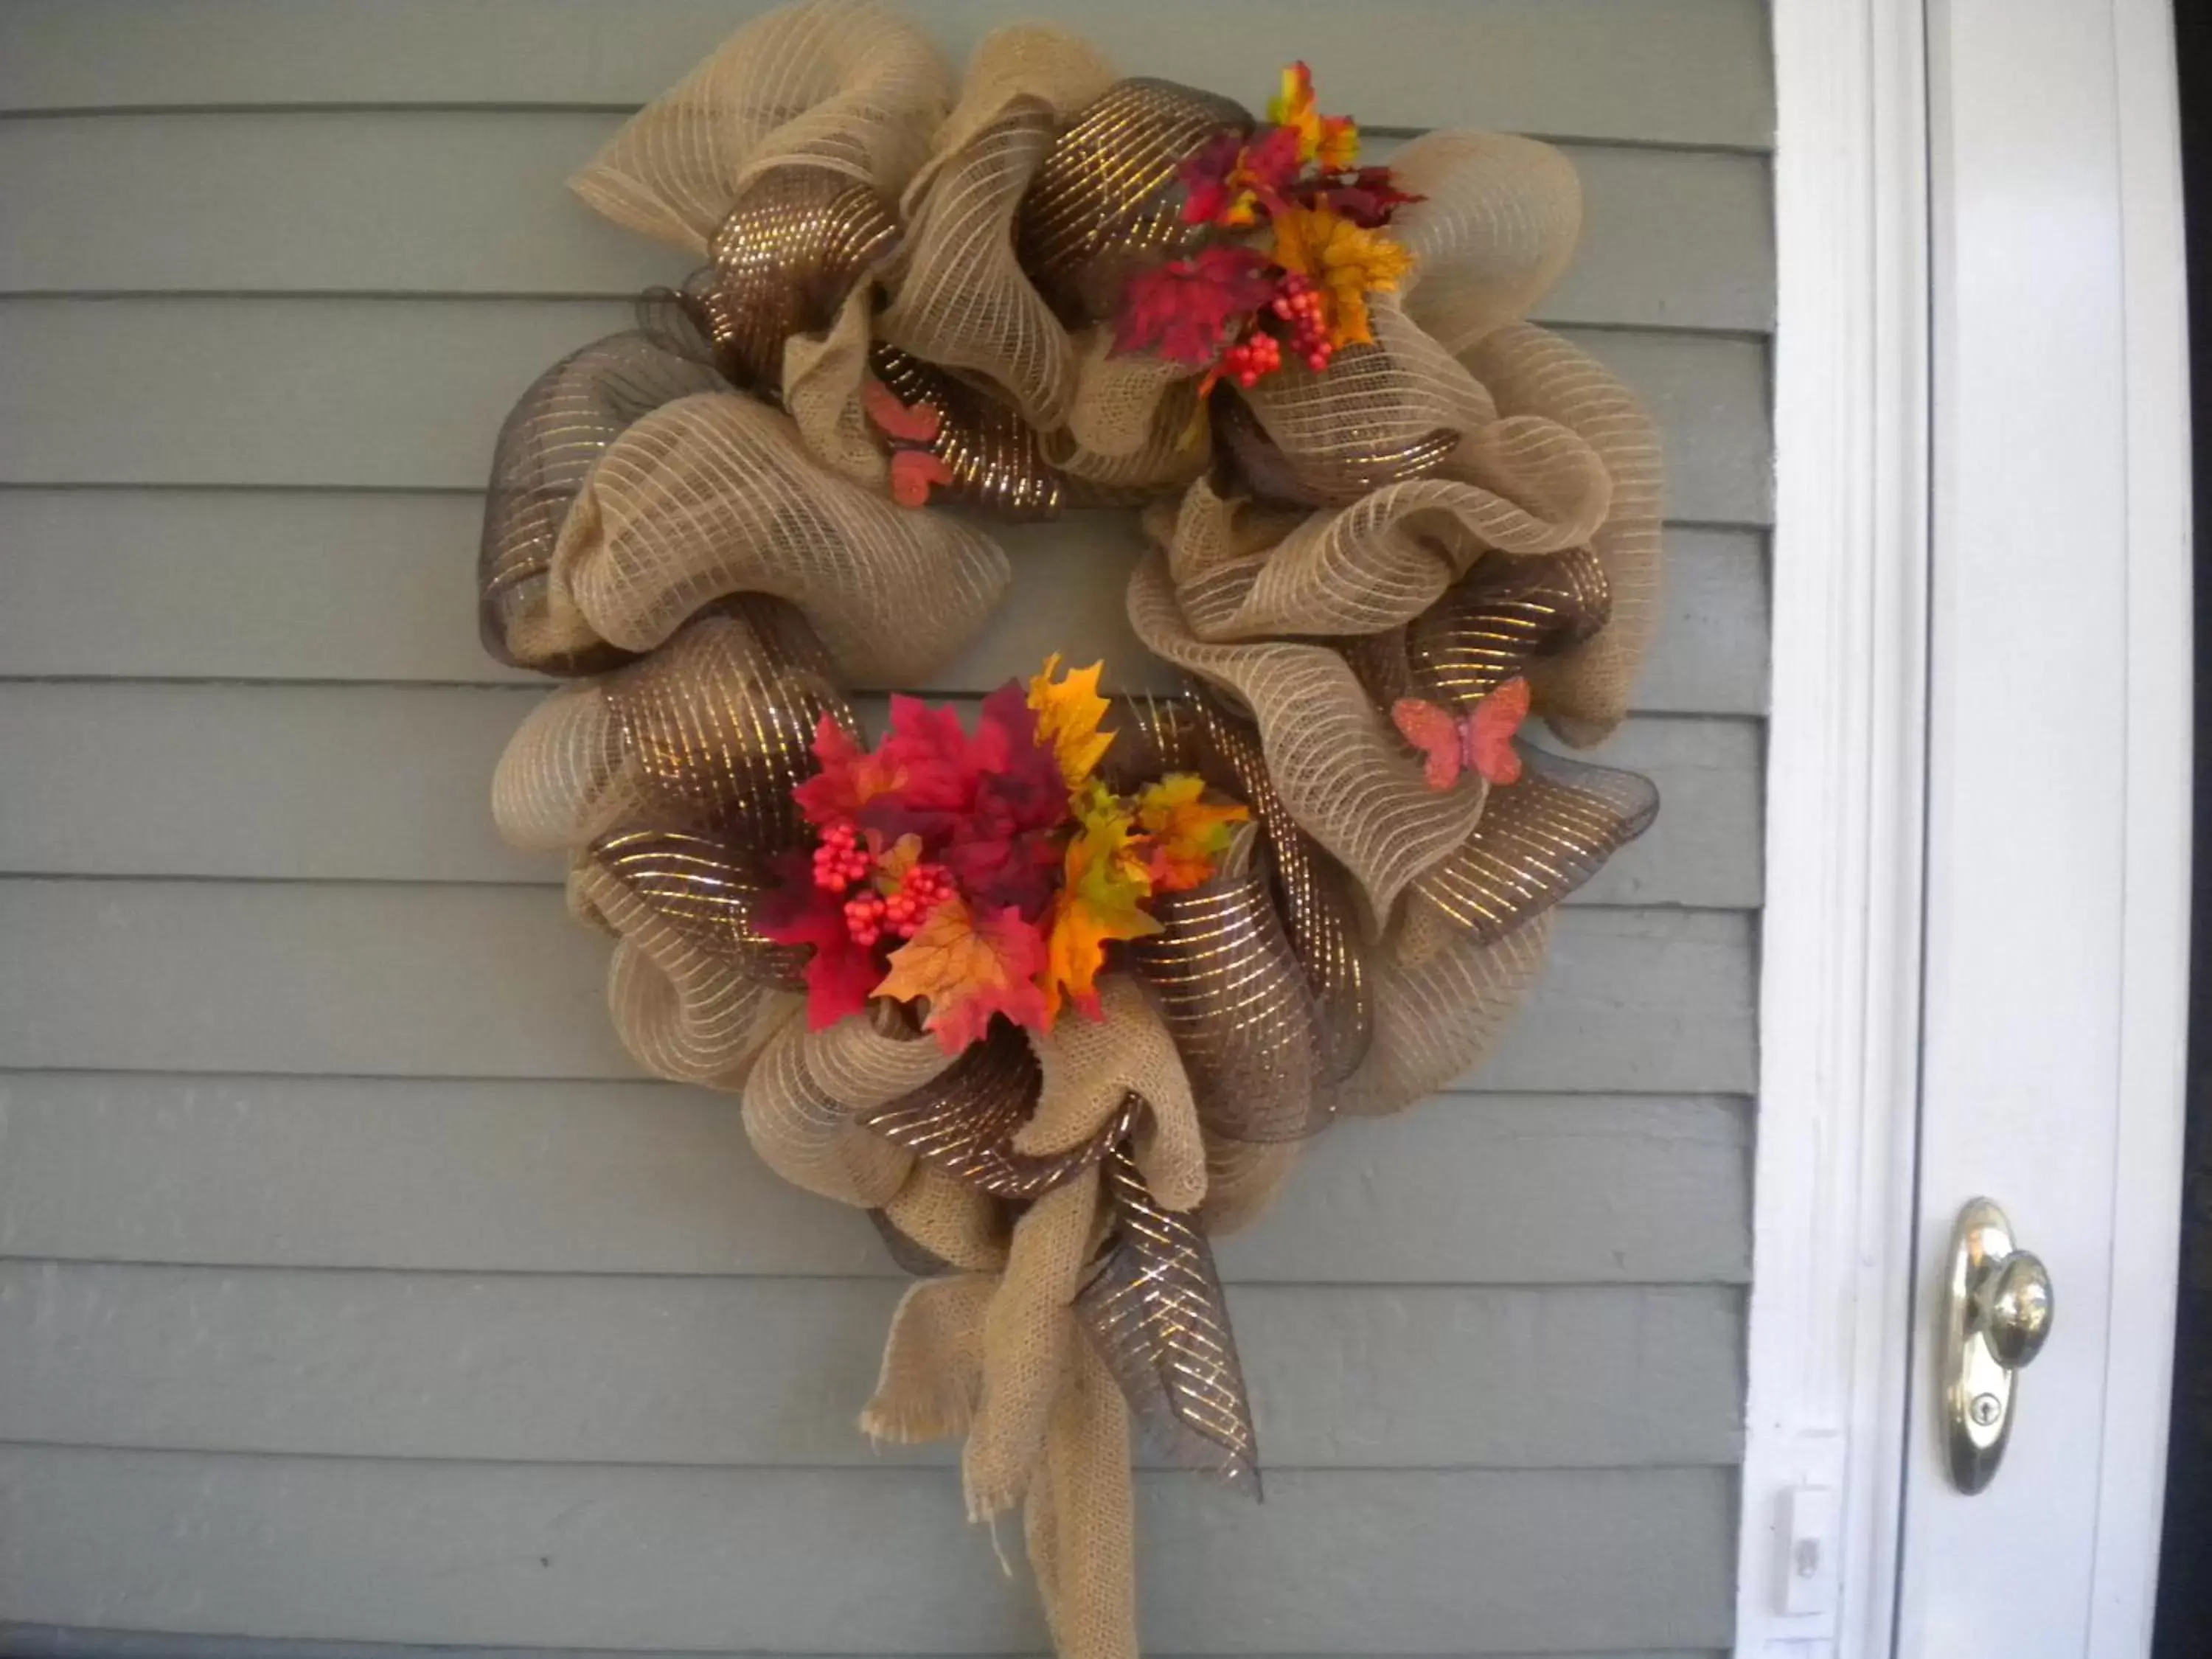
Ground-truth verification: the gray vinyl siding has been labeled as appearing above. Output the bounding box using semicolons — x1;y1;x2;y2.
0;2;1773;1655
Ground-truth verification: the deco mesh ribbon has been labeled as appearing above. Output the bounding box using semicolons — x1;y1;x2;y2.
478;4;1664;1652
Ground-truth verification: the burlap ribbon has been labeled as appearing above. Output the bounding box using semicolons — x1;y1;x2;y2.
478;6;1669;1655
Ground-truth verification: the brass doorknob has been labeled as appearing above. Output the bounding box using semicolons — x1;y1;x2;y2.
1971;1248;2053;1369
1944;1198;2053;1494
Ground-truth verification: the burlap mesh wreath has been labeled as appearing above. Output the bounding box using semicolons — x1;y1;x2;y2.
478;4;1663;1653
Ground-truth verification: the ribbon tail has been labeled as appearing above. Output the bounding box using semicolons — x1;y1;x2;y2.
1077;1138;1262;1498
1024;1327;1140;1659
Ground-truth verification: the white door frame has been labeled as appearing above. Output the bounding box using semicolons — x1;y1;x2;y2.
1736;2;2191;1655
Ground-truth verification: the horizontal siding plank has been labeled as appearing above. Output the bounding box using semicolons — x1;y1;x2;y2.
0;1639;1724;1659
0;881;1756;1093
0;0;1775;149
0;300;1775;525
0;1264;1745;1470
0;490;1770;716
0;1076;1750;1284
0;114;1773;334
0;684;1761;907
0;1445;1737;1652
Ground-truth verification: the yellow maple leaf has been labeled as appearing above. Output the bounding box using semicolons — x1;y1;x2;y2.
1026;654;1115;792
1269;205;1415;349
1041;793;1161;1020
874;895;1050;1054
1135;773;1248;893
1267;61;1360;172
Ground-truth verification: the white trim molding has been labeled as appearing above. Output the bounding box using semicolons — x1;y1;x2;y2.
1736;3;1931;1655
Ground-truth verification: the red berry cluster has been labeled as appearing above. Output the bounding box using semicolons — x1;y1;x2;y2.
1270;272;1335;372
810;821;872;893
841;858;955;948
1220;330;1282;389
882;862;955;939
1217;271;1337;391
814;818;961;949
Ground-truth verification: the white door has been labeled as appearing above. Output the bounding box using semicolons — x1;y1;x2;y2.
1902;0;2191;1652
1740;1;2191;1655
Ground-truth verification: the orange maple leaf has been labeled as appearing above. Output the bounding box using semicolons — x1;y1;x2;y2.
1041;790;1162;1020
874;895;1049;1054
1133;773;1248;892
869;831;925;892
1026;654;1116;791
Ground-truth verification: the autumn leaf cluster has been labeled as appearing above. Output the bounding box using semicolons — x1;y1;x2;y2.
1113;61;1420;378
760;658;1248;1053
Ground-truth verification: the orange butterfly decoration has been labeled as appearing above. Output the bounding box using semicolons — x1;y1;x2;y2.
864;379;956;509
1392;677;1530;790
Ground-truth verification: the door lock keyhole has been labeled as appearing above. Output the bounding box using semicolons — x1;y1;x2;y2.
1942;1197;2053;1494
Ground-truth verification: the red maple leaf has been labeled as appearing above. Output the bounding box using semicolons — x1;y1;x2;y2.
869;695;976;815
942;830;1062;921
1237;124;1305;206
1300;165;1424;229
1178;129;1245;226
1114;244;1279;366
756;856;888;1030
968;682;1071;835
793;713;902;828
862;682;1063;919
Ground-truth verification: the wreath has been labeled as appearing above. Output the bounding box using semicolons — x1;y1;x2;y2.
478;3;1663;1652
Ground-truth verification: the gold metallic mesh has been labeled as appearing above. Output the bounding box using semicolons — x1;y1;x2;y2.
870;344;1067;518
1095;692;1203;790
479;332;726;675
492;602;858;854
602;598;846;850
1406;545;1613;707
1130;863;1325;1144
862;1021;1118;1199
1015;77;1249;326
1413;745;1659;942
1096;690;1371;1090
634;285;725;370
700;170;902;392
578;827;807;987
1186;691;1374;1086
1215;389;1460;509
1347;543;1613;714
1077;1130;1259;1494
